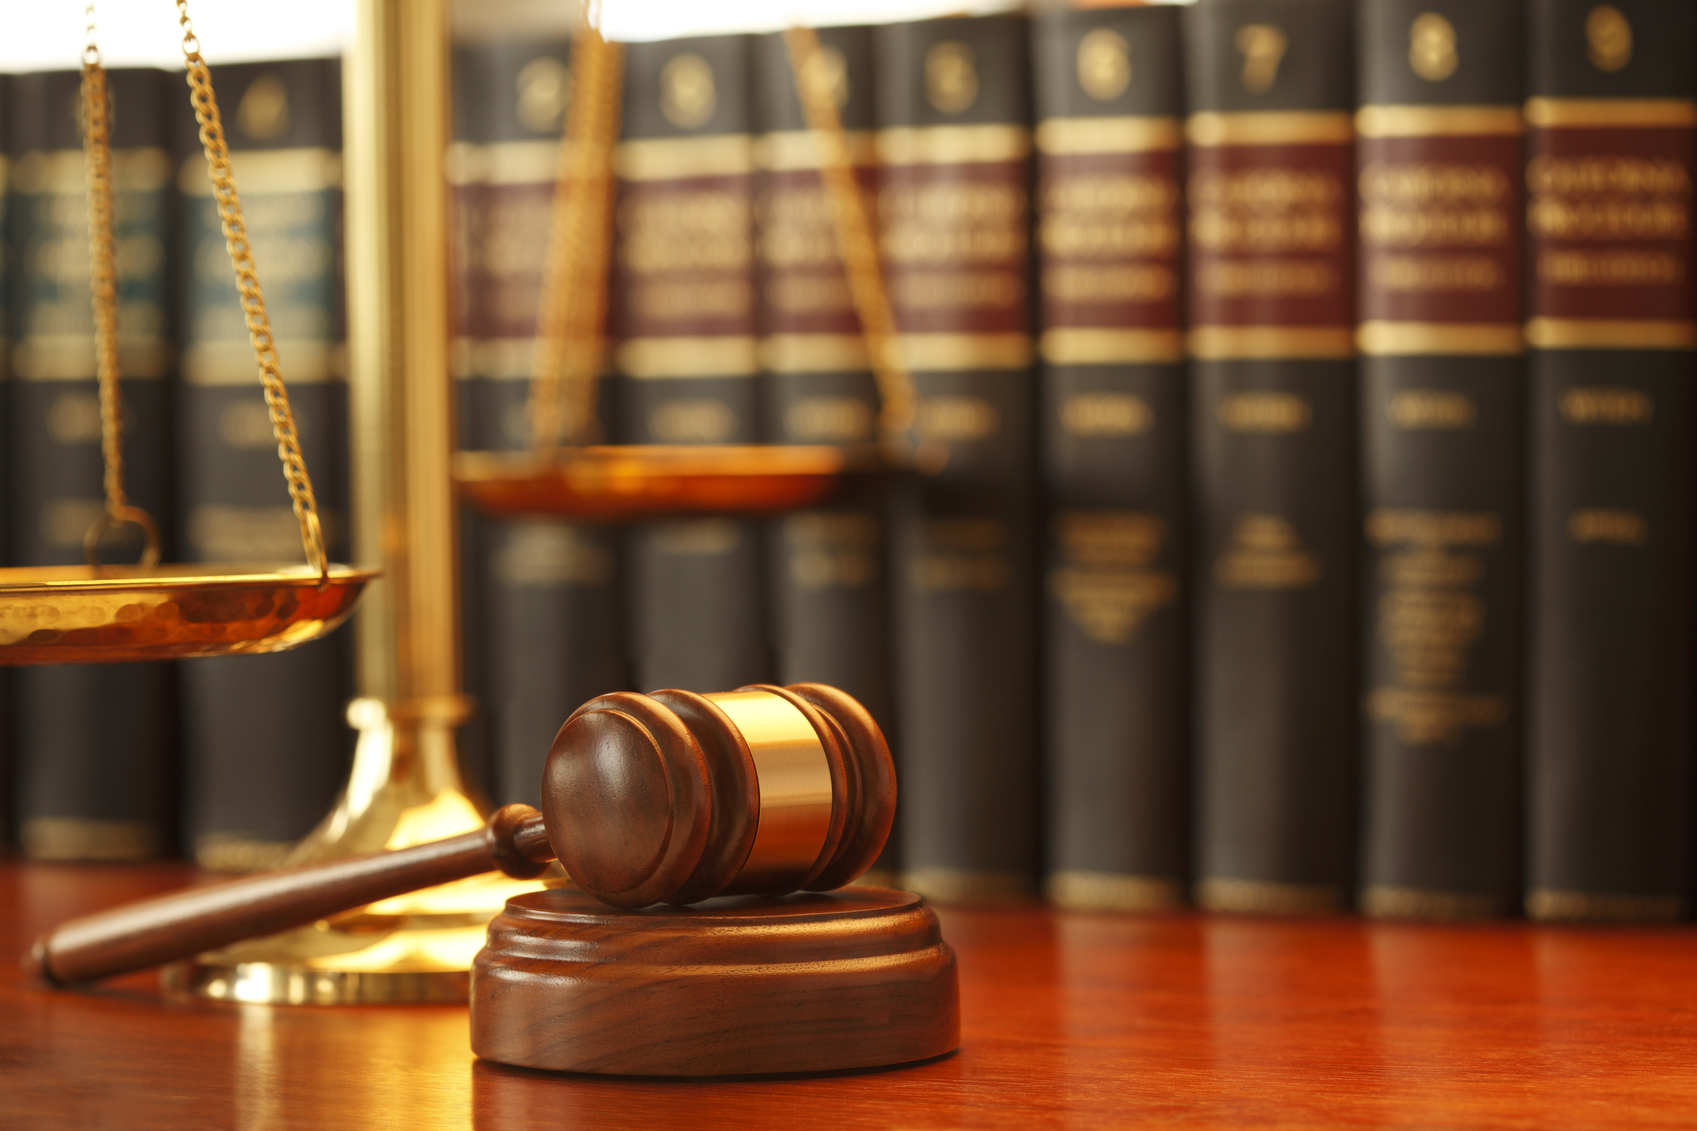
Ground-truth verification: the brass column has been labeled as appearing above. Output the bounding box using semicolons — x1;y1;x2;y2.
164;0;539;1005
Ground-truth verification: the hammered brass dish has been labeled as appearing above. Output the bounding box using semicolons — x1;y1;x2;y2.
0;564;377;666
453;445;879;520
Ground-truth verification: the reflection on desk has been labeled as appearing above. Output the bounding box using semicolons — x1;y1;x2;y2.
6;861;1697;1129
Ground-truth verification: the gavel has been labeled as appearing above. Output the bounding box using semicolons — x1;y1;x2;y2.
29;682;895;987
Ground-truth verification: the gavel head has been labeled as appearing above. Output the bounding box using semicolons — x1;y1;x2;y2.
541;683;895;908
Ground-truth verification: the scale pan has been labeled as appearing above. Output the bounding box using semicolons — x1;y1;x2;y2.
0;564;377;666
454;444;875;520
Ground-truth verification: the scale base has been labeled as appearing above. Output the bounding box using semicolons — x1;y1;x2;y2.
471;886;959;1076
163;697;547;1005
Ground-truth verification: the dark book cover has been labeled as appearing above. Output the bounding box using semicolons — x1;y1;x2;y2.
1185;0;1359;914
0;72;9;851
615;35;770;693
1032;5;1189;912
874;14;1040;903
171;58;353;872
451;33;631;801
1524;0;1697;922
8;67;178;860
451;32;626;806
750;27;895;738
1355;0;1526;920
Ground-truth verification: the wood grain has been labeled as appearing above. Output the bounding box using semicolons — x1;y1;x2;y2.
10;861;1697;1129
472;886;957;1074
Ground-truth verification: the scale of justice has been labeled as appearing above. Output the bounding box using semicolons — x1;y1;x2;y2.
17;0;959;1076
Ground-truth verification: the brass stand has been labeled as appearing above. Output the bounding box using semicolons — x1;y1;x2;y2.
167;0;540;1004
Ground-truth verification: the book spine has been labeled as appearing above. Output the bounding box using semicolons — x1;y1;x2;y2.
751;28;895;732
1032;6;1189;912
1524;0;1697;922
1185;0;1359;914
0;72;9;851
174;59;353;872
615;35;770;693
875;14;1040;902
9;68;178;861
1355;0;1526;920
451;35;626;806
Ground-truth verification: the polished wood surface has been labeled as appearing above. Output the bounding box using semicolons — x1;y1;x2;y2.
471;887;957;1075
9;860;1697;1129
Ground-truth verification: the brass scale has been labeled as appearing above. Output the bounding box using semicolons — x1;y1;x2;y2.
2;2;932;998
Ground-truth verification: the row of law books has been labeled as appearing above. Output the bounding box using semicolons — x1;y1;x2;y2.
3;0;1693;928
455;0;1697;922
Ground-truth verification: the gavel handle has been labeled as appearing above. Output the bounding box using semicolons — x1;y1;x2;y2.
27;804;554;987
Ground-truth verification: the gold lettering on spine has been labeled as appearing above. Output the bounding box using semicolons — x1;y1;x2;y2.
1234;24;1288;95
1408;13;1458;82
1214;514;1321;589
1366;508;1508;744
1567;508;1648;544
1559;385;1653;424
910;518;1009;592
1388;388;1476;429
1076;29;1131;102
1585;5;1632;73
1050;511;1175;644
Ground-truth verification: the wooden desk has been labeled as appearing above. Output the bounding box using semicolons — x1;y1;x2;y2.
4;860;1696;1129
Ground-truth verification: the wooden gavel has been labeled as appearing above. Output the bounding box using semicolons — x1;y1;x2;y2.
29;682;895;987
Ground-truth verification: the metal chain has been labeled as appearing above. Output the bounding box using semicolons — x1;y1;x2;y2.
80;2;162;568
783;26;919;455
176;0;329;582
529;0;623;453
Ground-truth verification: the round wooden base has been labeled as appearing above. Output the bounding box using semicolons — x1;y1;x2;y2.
470;886;958;1076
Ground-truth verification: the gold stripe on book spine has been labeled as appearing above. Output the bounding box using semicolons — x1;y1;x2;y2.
759;333;870;374
1355;104;1524;139
1034;116;1181;156
1525;97;1697;129
1526;888;1685;923
1195;877;1343;915
1046;871;1184;912
10;147;172;194
875;124;1031;166
614;134;754;181
445;139;560;186
896;332;1033;372
1187;325;1355;361
753;129;877;171
1185;111;1353;148
1525;318;1697;350
1357;321;1523;356
1360;885;1500;921
1040;327;1183;364
901;867;1032;905
616;335;760;378
178;147;342;194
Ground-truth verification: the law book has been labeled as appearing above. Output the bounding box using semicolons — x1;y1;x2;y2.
0;73;10;851
750;28;895;736
170;59;352;872
450;32;626;806
1185;0;1359;914
1354;1;1527;920
614;35;771;693
1032;5;1189;913
875;14;1040;903
8;67;178;861
1523;0;1696;923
